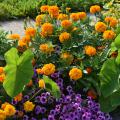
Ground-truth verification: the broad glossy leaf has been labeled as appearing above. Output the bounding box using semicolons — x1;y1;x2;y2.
43;75;61;99
114;34;120;49
3;48;34;97
99;58;120;97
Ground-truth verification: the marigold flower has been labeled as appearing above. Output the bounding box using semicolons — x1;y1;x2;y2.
70;13;79;21
36;68;43;74
0;67;4;74
21;35;31;43
103;30;116;40
41;23;53;37
18;40;27;47
40;5;49;12
25;27;36;37
26;80;33;87
104;17;113;23
42;63;55;75
58;14;68;21
61;20;72;29
95;22;107;32
0;73;5;83
87;89;97;99
36;14;45;26
14;93;22;102
69;68;82;81
39;43;54;53
90;5;101;14
59;32;71;43
39;79;45;88
77;12;87;20
0;110;6;120
7;34;20;40
85;46;96;56
4;104;16;116
48;6;59;18
1;102;10;110
23;101;35;112
110;18;118;27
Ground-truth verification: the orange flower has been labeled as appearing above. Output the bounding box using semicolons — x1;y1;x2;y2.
77;12;87;20
103;30;116;40
105;17;113;23
61;20;72;29
0;67;4;74
90;5;101;14
41;23;53;37
85;46;96;56
42;63;55;75
0;73;5;83
14;93;22;102
69;68;82;81
26;80;33;87
48;6;59;18
7;34;20;40
25;27;36;37
59;32;71;43
36;68;43;74
87;89;97;99
21;35;31;43
70;13;79;21
36;14;45;26
39;43;54;53
0;110;6;120
110;18;118;27
18;40;27;47
40;5;49;12
95;22;107;32
58;14;68;21
38;79;45;88
1;102;10;110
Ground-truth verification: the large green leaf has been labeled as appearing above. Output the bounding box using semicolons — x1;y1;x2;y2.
100;58;120;97
114;34;120;49
43;75;61;99
3;48;34;97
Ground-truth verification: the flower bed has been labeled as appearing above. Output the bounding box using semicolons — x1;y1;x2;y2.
0;4;120;120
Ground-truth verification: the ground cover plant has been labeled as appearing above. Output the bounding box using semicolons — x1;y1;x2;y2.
0;4;120;120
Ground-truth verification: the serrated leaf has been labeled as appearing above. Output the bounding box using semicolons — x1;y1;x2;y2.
3;48;34;98
43;75;61;99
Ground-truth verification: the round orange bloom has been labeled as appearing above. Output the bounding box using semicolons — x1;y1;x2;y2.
90;5;101;14
21;35;31;43
103;30;116;40
61;20;72;29
25;27;36;37
69;68;82;81
0;110;6;120
0;73;5;83
42;63;55;75
26;80;33;87
41;23;53;37
77;12;87;20
14;93;22;102
39;43;54;53
36;14;45;26
0;67;4;74
61;52;73;64
39;79;45;88
4;104;16;116
59;32;71;43
48;6;59;18
1;102;10;110
95;22;107;32
85;46;96;56
40;5;49;12
24;101;35;112
70;13;79;21
36;68;43;74
58;14;68;21
87;89;97;99
18;40;27;47
105;17;113;23
7;34;20;40
110;18;118;27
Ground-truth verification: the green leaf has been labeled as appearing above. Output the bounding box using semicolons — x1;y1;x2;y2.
99;58;120;97
99;95;117;112
3;48;34;98
114;34;120;49
116;49;120;65
43;75;61;99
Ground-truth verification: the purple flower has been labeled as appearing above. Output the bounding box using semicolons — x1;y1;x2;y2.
35;105;41;115
40;96;47;104
23;115;29;120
